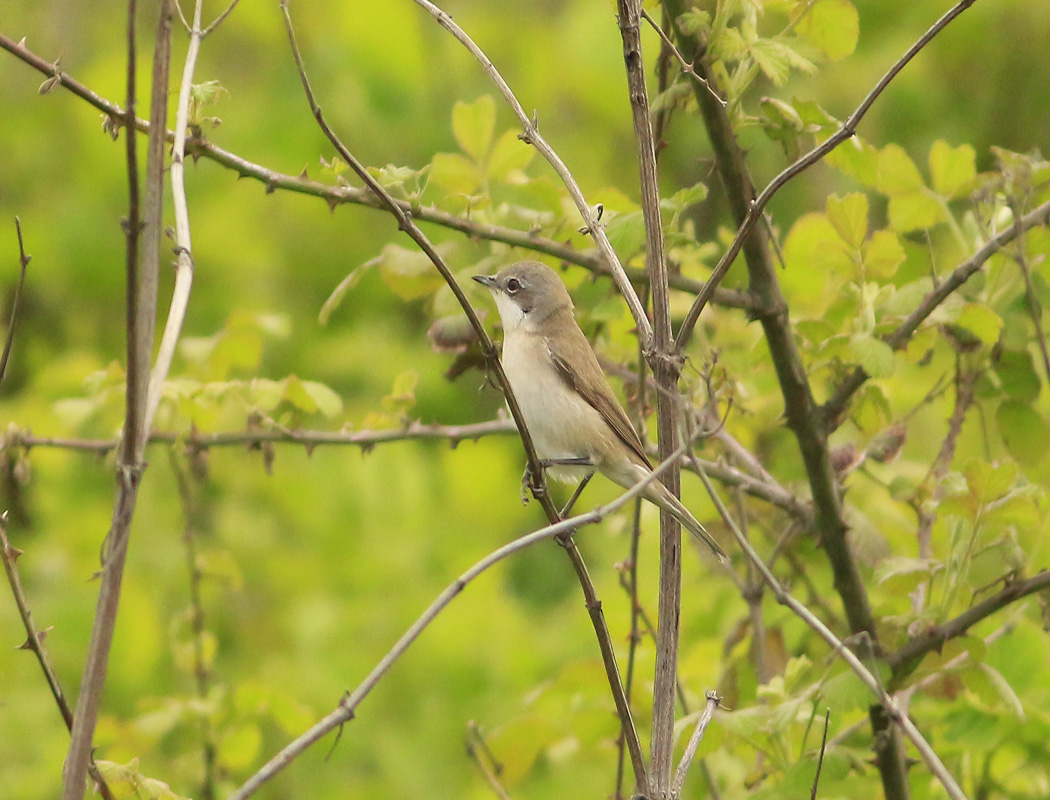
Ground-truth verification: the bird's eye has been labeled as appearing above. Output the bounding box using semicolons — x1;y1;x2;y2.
506;277;522;293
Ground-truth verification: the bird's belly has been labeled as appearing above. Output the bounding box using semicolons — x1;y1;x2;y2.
502;337;612;483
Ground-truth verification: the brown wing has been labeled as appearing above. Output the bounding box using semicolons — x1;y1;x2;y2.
546;332;653;470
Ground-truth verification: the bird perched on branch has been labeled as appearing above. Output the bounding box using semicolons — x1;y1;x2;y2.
474;260;727;563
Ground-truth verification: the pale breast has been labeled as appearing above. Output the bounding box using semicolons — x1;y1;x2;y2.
501;331;617;482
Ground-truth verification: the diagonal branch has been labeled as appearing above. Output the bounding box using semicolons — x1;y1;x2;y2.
0;33;756;315
62;4;171;796
888;570;1050;686
1;515;116;800
673;0;980;349
695;464;969;800
822;197;1050;427
409;0;654;350
0;217;30;389
278;2;648;790
228;439;698;800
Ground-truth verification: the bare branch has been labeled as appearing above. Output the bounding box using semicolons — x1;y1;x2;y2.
229;440;699;799
695;463;970;800
823;197;1050;427
0;217;30;390
674;0;981;349
671;691;720;796
410;0;655;350
615;0;682;788
0;33;756;315
62;3;171;795
888;570;1050;686
810;710;831;800
278;3;650;788
0;514;116;800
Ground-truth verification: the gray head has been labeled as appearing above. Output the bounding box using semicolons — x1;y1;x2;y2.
473;261;574;332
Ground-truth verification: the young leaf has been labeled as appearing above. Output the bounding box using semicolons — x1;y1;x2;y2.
877;144;926;195
929;140;977;199
826;192;868;250
452;95;496;163
796;0;859;61
850;334;896;378
996;400;1050;468
862;229;906;279
954;303;1003;347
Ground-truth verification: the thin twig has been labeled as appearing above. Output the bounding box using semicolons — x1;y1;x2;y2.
465;723;512;800
0;217;30;389
888;570;1050;686
228;439;697;800
809;709;831;800
823;197;1050;427
639;7;723;106
61;4;171;796
694;463;970;800
0;32;757;315
409;0;654;350
615;0;681;788
143;0;204;436
0;514;117;800
675;0;981;349
671;691;720;795
201;0;241;37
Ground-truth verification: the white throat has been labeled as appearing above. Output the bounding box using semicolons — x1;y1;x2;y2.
493;292;529;333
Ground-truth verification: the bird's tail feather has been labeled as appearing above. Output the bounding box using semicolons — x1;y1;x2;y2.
649;484;729;564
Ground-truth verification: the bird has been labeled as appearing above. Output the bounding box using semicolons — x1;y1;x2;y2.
473;260;728;563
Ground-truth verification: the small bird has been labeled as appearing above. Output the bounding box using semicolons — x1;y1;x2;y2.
473;261;728;563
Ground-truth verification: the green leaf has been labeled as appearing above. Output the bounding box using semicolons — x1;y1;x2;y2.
965;663;1026;719
94;759;190;800
954;303;1003;346
677;9;712;35
299;380;344;418
929;140;976;199
604;209;647;260
378;243;449;300
796;0;859;61
996;400;1050;467
851;383;892;434
822;669;870;713
888;192;945;232
750;37;816;86
862;229;906;279
381;370;419;414
877;144;925;195
452;95;496;162
964;459;1018;504
487;128;533;181
219;722;263;770
429;152;483;196
783;212;853;273
487;714;560;786
875;556;939;592
994;348;1041;403
826;192;868;249
850;335;896;378
825;133;879;186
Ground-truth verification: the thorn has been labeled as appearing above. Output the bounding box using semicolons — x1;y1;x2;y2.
298;165;309;180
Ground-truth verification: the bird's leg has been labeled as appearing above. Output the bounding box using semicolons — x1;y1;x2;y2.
560;472;593;517
521;461;544;504
520;457;594;505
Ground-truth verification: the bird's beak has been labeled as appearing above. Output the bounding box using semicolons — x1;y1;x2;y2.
472;274;497;289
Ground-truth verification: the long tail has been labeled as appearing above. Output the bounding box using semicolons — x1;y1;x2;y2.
647;482;729;564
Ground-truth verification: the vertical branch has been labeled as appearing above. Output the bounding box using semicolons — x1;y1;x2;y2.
615;0;680;792
0;217;30;389
62;3;171;797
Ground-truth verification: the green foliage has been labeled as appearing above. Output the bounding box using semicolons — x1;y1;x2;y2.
2;1;1050;799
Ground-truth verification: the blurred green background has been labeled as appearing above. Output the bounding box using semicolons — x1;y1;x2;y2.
2;1;1049;798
